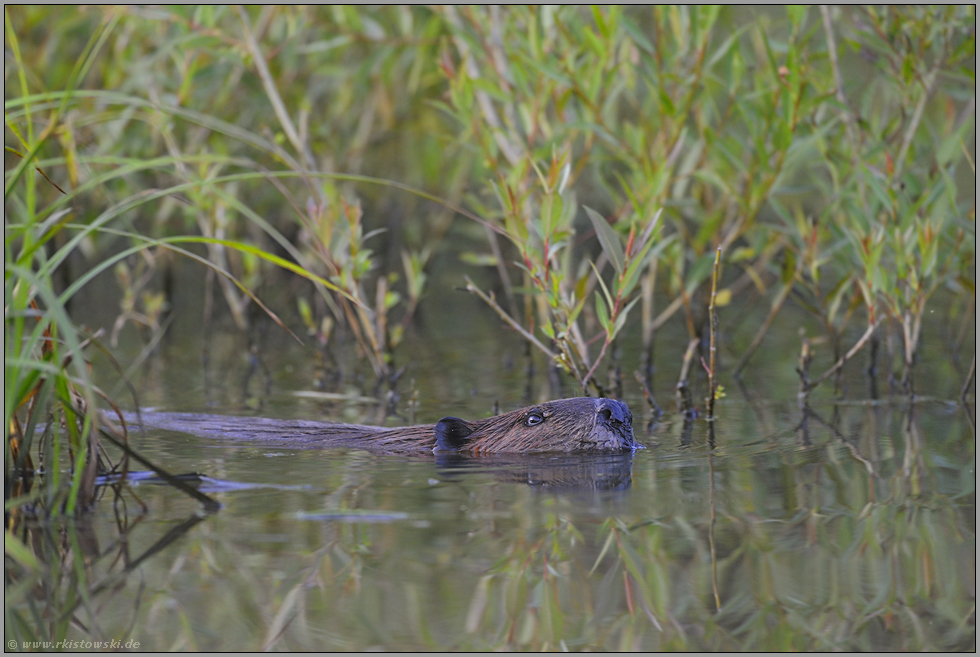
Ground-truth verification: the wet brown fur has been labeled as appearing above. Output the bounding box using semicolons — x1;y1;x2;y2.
130;397;637;455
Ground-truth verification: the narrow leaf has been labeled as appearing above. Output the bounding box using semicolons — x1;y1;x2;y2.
585;206;625;274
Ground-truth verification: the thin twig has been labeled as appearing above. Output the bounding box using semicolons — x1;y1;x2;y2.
820;6;860;148
237;5;315;171
961;353;976;401
733;279;793;377
484;224;516;316
797;336;813;400
677;338;700;389
4;146;67;195
806;405;876;479
98;426;220;512
582;339;610;394
707;248;721;419
893;42;946;180
676;338;700;414
633;370;661;416
806;319;882;392
464;277;557;360
641;258;657;389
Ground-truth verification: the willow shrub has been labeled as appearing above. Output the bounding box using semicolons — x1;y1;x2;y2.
435;5;975;394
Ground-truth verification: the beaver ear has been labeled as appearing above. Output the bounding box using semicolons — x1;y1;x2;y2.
434;417;474;451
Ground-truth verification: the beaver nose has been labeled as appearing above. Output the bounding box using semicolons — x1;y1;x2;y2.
597;398;632;426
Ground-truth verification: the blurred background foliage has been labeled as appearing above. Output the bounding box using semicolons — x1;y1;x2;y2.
5;5;975;397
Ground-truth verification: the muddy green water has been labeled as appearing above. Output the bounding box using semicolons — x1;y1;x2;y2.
52;394;976;651
14;279;977;651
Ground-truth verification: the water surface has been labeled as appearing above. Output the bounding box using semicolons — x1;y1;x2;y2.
50;391;976;651
13;279;975;651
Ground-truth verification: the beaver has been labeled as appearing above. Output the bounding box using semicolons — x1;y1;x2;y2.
128;397;638;455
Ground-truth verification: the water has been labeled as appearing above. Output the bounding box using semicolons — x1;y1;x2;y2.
9;275;976;651
20;394;973;651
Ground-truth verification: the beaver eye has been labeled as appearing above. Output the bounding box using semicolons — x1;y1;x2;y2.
525;412;545;427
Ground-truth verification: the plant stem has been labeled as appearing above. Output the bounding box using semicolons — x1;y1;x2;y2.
893;41;946;180
581;339;610;395
465;277;557;361
961;353;976;401
806;319;882;393
820;6;860;149
733;279;793;378
707;248;721;419
676;338;700;414
641;258;657;390
237;6;315;171
633;370;661;417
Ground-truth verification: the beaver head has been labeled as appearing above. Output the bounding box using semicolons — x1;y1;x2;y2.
433;397;638;454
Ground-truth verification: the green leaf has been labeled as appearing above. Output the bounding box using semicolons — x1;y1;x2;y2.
590;260;615;313
541;191;564;237
658;87;677;116
567;295;587;327
596;293;611;332
937;115;975;166
297;297;314;331
621;15;655;54
585;206;625;274
786;5;806;29
707;25;751;70
5;529;40;572
619;218;668;299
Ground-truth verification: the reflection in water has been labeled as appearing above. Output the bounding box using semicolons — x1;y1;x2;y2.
434;451;635;492
7;488;210;638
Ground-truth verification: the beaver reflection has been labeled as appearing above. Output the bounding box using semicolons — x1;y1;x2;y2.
434;451;636;492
